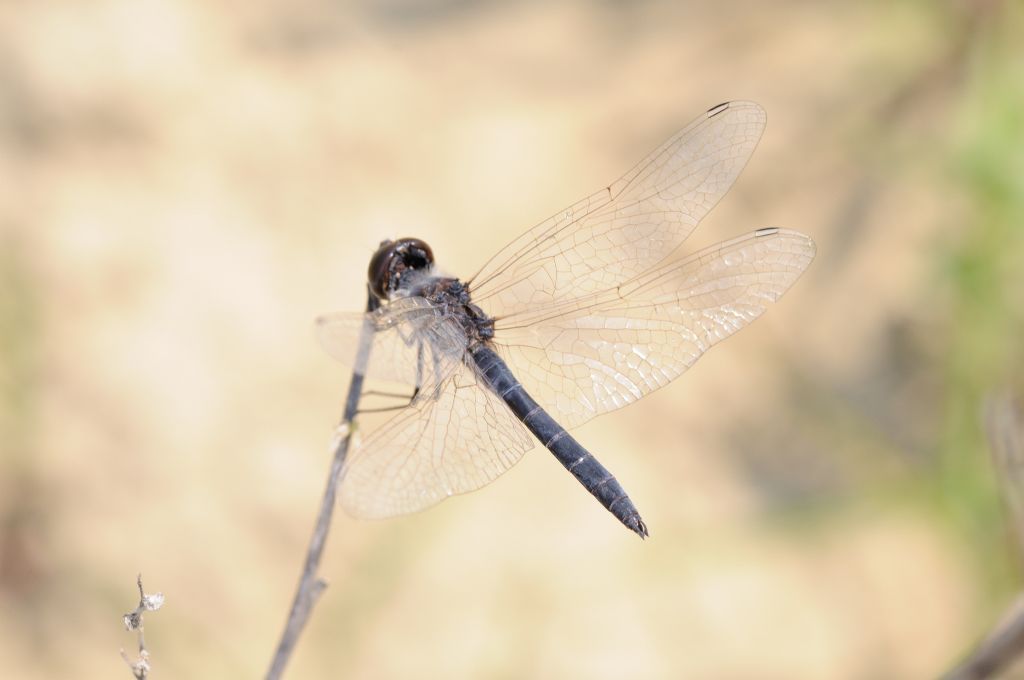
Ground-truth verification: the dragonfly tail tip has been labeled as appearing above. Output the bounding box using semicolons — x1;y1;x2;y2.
626;516;649;539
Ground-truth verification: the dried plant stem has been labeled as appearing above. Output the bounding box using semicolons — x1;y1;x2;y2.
265;290;377;680
944;392;1024;680
945;594;1024;680
121;574;164;679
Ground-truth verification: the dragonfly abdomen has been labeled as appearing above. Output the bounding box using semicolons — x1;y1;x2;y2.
471;345;649;538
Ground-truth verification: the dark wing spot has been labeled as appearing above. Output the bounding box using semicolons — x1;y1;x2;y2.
706;101;731;117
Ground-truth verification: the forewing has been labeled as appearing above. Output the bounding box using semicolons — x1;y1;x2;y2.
492;229;816;429
469;101;767;318
339;360;535;519
316;296;458;390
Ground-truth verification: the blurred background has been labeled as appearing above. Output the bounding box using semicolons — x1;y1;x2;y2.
2;0;1023;678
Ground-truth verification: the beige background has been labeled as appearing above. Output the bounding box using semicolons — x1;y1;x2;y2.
2;1;1023;678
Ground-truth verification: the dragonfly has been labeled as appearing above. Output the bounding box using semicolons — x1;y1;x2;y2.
316;101;816;538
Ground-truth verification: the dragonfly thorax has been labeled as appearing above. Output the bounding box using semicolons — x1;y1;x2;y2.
367;238;496;345
417;277;496;346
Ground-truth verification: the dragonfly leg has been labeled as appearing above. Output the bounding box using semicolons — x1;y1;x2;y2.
356;389;422;414
356;340;425;414
362;389;419;399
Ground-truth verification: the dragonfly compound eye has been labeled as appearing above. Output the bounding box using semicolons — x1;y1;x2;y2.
367;237;435;299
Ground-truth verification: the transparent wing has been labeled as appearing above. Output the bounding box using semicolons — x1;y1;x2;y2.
491;229;816;430
340;359;535;519
316;296;461;390
468;101;767;318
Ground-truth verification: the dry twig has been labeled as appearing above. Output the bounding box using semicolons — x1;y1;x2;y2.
120;574;165;679
944;392;1024;680
265;289;378;680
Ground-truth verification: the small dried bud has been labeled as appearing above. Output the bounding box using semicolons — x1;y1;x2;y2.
142;592;165;611
120;648;150;679
123;610;143;631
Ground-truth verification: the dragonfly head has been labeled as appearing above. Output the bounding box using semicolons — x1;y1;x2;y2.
368;237;435;300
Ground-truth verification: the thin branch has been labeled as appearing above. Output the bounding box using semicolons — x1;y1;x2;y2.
265;288;378;680
985;393;1024;553
945;595;1024;680
944;392;1024;680
120;574;165;679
